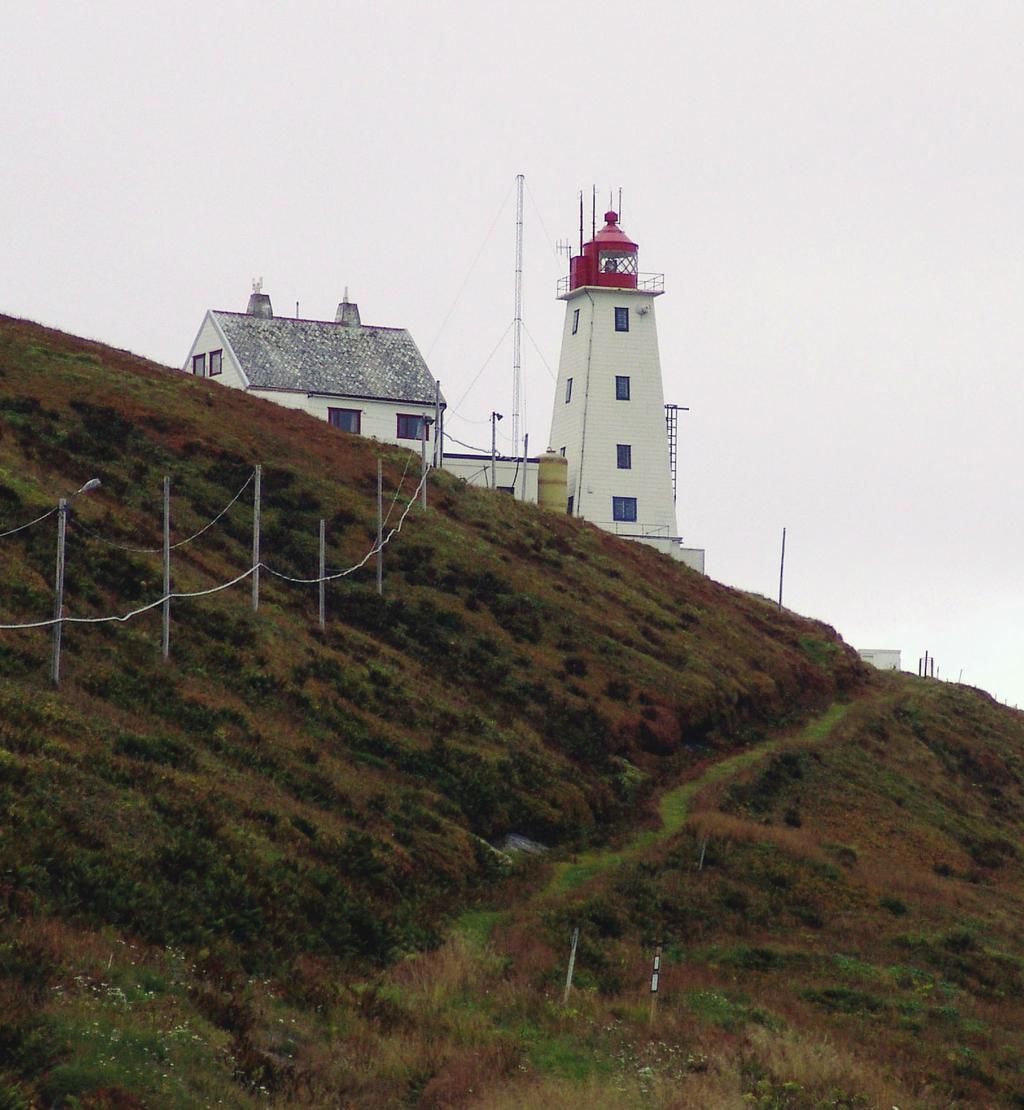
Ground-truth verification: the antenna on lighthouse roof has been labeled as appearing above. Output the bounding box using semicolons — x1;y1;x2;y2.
591;185;596;239
618;187;623;221
579;190;584;254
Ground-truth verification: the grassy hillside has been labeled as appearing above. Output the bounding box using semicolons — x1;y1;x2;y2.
0;314;1022;1108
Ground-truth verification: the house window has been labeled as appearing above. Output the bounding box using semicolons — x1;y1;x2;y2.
615;375;631;400
612;496;637;522
209;349;223;376
616;444;632;469
496;485;515;495
397;413;428;440
328;407;361;433
614;306;629;332
572;308;580;335
565;377;573;403
192;353;206;376
566;495;574;515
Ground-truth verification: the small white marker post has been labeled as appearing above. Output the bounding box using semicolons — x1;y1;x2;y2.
649;943;662;1026
563;927;580;1006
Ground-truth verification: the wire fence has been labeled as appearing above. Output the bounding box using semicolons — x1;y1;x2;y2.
0;460;429;684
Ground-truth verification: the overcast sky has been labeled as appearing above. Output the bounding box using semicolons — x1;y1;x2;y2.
3;1;1021;707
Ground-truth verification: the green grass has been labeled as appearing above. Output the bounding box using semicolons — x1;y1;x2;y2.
547;703;852;896
6;316;1024;1107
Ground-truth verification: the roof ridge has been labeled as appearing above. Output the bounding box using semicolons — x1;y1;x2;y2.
211;310;405;333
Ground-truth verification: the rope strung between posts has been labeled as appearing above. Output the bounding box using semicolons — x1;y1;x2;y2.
383;450;413;528
0;469;426;630
72;471;256;553
0;505;58;540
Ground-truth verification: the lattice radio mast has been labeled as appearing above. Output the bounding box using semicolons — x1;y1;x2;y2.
512;173;524;454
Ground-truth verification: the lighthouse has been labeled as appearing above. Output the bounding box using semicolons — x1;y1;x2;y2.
549;208;694;564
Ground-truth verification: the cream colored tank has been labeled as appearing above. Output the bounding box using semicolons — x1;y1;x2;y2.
538;450;568;513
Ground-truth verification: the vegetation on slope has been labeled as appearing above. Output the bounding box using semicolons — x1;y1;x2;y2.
0;315;1022;1108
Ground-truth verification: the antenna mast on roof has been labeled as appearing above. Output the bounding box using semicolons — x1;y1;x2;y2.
512;173;525;455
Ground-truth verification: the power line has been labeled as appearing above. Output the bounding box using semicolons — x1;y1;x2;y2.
426;180;516;358
522;320;557;381
449;321;514;415
444;434;491;454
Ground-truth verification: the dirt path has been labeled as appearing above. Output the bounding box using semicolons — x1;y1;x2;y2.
457;702;853;941
545;702;852;896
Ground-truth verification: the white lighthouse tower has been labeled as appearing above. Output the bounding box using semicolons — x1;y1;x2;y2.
549;208;699;566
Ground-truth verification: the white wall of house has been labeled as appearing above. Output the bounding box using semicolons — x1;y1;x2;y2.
250;390;438;448
549;287;678;538
183;313;248;388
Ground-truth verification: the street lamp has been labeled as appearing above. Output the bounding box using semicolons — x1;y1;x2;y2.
52;477;102;685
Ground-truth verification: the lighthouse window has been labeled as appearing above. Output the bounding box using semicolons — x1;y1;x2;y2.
616;444;632;469
565;377;573;403
614;307;630;332
397;413;429;440
612;496;637;523
600;251;638;276
572;308;580;335
615;375;631;401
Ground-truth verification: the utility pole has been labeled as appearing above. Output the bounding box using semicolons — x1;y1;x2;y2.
376;459;383;596
162;476;171;660
433;380;442;467
491;411;503;489
512;172;524;454
252;464;262;611
51;498;67;685
778;527;787;610
318;519;326;629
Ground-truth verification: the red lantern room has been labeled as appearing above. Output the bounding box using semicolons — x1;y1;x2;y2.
569;211;639;291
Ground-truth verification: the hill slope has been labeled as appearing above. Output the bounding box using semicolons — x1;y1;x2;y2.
1;314;1022;1108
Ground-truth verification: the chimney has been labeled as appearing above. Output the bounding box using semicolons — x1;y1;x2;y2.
335;286;361;327
246;277;273;318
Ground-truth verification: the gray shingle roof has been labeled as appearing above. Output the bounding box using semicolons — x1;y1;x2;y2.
212;312;441;403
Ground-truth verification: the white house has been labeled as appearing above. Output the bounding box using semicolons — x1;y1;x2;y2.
183;287;443;451
547;210;704;572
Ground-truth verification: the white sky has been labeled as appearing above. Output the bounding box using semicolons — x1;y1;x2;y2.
3;1;1021;706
